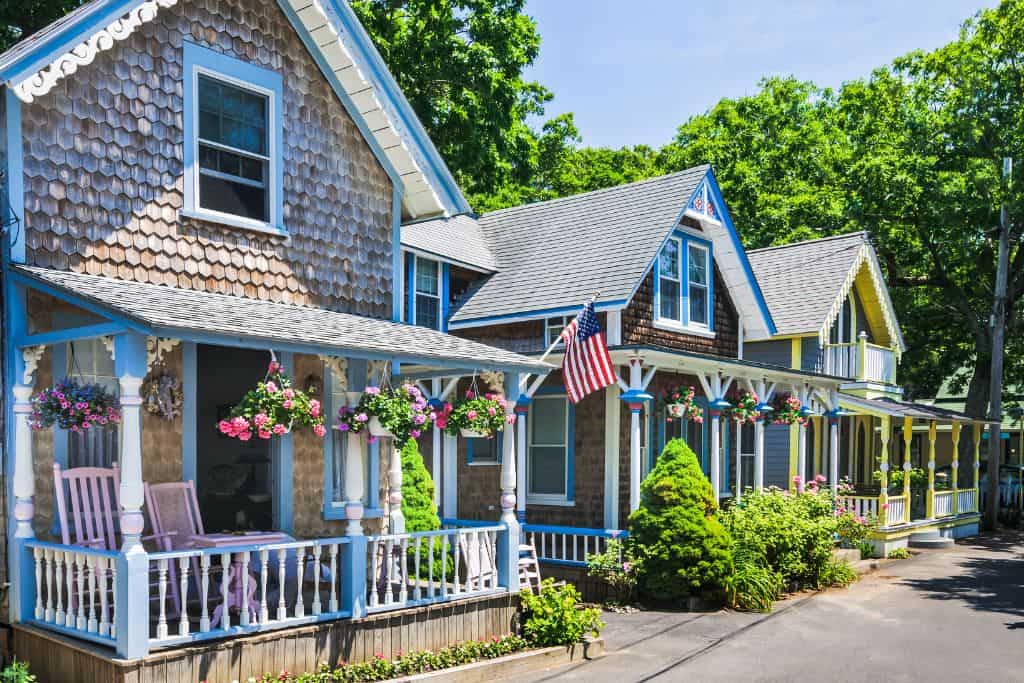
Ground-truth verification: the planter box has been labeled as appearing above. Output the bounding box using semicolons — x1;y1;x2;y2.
398;638;605;682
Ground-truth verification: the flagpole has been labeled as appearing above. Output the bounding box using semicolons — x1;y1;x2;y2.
518;291;601;392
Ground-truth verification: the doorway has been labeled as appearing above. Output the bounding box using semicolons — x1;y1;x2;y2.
195;344;275;532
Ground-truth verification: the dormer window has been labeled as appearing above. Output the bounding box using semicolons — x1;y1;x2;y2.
182;42;283;235
404;253;447;330
654;233;714;333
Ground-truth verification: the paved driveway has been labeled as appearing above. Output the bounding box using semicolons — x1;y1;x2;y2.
526;531;1024;683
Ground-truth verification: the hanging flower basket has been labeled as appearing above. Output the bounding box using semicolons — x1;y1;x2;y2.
442;390;509;438
771;393;804;426
725;388;759;423
663;386;703;423
30;378;121;432
218;361;325;441
335;384;431;443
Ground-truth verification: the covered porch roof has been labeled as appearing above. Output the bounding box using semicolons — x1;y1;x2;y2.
838;394;993;425
10;265;550;374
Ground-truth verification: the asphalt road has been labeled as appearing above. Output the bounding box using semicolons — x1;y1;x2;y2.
527;531;1024;683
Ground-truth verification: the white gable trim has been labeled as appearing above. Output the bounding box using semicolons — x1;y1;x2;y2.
818;243;905;352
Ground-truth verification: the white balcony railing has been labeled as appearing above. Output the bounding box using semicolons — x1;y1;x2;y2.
821;333;898;384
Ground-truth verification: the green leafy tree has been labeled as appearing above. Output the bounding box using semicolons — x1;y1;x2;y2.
1;0;80;52
627;438;733;603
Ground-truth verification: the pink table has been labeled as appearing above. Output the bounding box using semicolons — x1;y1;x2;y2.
191;532;290;628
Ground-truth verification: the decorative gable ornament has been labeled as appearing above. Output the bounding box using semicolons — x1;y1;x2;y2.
12;0;178;104
686;180;717;220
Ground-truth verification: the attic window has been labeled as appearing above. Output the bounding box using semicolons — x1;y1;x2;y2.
654;234;714;333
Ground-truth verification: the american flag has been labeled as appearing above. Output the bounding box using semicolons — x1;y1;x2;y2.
560;302;617;403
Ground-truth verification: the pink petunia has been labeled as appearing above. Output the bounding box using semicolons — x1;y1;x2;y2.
310;400;321;417
258;428;272;440
313;424;327;438
283;388;295;400
265;382;279;394
273;424;287;435
238;430;252;441
282;400;293;409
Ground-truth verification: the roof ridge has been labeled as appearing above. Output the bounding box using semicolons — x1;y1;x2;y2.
747;231;868;254
479;165;710;219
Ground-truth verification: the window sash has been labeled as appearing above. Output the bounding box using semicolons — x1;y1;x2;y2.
411;256;442;329
688;244;710;327
545;316;568;346
528;397;569;498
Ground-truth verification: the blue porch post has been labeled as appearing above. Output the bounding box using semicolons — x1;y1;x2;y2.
113;332;149;658
496;372;522;592
514;396;530;523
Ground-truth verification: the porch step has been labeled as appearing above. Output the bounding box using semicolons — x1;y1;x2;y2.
908;531;955;549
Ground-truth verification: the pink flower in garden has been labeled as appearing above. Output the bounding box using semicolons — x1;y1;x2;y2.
273;424;287;435
268;361;281;374
238;430;252;441
467;409;478;421
313;424;327;438
283;400;293;409
488;406;496;416
265;381;279;394
411;429;421;439
310;400;321;417
466;390;475;399
218;420;231;434
414;413;427;425
283;388;295;400
793;475;803;486
882;503;890;510
60;401;70;410
254;413;268;427
356;413;368;423
365;386;380;395
258;428;272;440
622;562;632;573
815;474;827;483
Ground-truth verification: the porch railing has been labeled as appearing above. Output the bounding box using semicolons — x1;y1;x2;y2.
932;490;955;518
820;336;897;384
25;540;119;648
957;488;978;514
839;495;878;520
146;537;353;648
366;524;506;613
884;496;907;526
521;524;628;567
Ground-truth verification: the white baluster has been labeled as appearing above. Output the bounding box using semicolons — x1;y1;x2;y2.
220;552;231;629
328;544;339;613
44;549;54;622
87;555;97;633
32;547;43;620
64;551;75;628
476;531;485;592
239;552;250;627
294;546;305;618
398;538;408;604
440;535;448;599
413;537;422;601
277;550;287;621
99;557;110;637
489;531;498;588
199;554;211;632
561;534;568;562
259;550;269;624
369;540;380;607
427;537;435;599
75;553;86;630
383;540;394;605
540;533;546;560
109;560;117;639
572;533;578;564
54;550;65;624
312;544;322;616
452;533;461;595
178;556;190;636
156;558;169;639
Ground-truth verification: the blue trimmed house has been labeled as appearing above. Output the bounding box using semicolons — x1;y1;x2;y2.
0;0;551;678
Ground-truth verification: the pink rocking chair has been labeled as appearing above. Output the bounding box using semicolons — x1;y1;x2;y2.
53;463;122;551
144;481;207;616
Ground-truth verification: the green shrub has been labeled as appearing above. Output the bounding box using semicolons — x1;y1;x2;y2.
586;539;640;605
520;580;603;646
887;547;911;560
399;439;451;580
720;488;837;591
858;540;875;560
820;559;858;587
0;660;35;683
628;439;733;602
723;544;783;612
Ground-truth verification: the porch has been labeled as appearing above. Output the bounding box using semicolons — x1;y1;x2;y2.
5;266;548;669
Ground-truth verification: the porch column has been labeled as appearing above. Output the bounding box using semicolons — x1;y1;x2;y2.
710;409;722;505
431;379;441;508
388;440;404;535
496;372;522;593
973;423;982;510
926;420;937;519
604;383;621;528
113;332;149;659
441;433;458;518
734;420;742;500
623;358;650;512
344;359;368;536
754;415;765;492
796;420;807;492
901;417;913;522
829;413;840;498
10;341;41;624
515;397;530;523
878;416;891;516
951;422;962;515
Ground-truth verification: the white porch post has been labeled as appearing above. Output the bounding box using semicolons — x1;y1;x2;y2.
734;420;742;500
754;416;765;491
604;383;621;528
497;372;522;592
514;397;530;522
430;379;441;508
829;413;841;498
797;420;807;492
10;342;42;624
710;409;722;505
112;332;149;659
387;440;404;534
343;359;367;537
623;358;649;512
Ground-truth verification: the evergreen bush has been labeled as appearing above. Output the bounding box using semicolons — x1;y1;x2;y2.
627;438;733;602
399;439;451;580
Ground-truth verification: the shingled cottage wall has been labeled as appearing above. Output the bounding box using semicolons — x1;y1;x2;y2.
20;0;394;315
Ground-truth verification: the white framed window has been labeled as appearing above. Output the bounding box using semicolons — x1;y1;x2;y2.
66;339;118;468
412;255;442;330
528;395;570;503
467;434;500;465
688;242;710;327
544;316;570;346
182;42;284;235
657;237;682;322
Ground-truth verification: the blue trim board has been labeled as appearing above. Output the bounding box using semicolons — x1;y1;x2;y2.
405;252;415;325
4;88;24;263
530;386;574;503
448;299;629;329
181;342;197;483
441;262;450;333
274;351;295;534
7;272;151;334
16;321;129;348
466;432;502;465
392;186;403;321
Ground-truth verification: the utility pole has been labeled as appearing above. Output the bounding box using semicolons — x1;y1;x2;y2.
984;157;1012;530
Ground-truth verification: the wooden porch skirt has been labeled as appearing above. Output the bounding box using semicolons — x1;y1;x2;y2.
13;593;519;683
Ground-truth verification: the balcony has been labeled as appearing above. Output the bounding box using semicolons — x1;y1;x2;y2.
820;332;898;384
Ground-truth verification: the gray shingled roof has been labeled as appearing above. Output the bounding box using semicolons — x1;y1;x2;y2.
746;233;867;337
448;168;709;323
14;266;550;373
400;214;498;272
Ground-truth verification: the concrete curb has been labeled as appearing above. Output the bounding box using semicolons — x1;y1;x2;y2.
394;638;605;682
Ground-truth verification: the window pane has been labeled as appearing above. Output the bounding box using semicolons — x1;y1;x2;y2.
659;240;680;277
688;245;707;285
197;75;267;155
529;446;566;495
690;284;708;325
531;398;567;445
415;294;440;329
415;258;439;295
659;278;680;321
199;173;268;221
469;437;498;463
546;317;565;346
